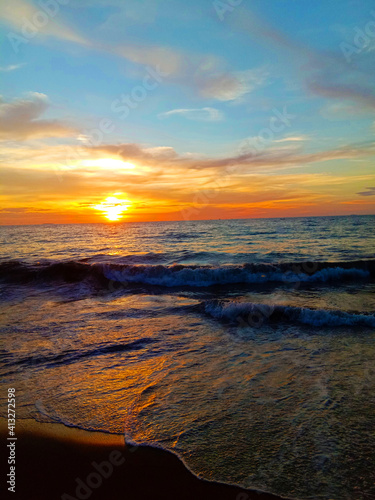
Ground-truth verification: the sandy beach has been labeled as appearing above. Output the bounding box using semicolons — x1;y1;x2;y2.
1;418;285;500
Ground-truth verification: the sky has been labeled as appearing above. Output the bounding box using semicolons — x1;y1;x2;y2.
0;0;375;224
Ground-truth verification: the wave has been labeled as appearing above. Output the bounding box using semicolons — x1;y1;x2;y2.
0;259;374;288
103;262;371;287
0;337;158;375
202;300;375;327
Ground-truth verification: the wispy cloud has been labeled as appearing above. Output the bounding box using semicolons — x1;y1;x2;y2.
273;135;309;143
112;45;267;101
320;101;374;121
0;0;88;45
113;45;185;77
90;139;375;172
357;186;375;196
158;107;224;122
0;2;267;102
230;8;375;113
0;93;76;140
197;68;268;102
308;81;375;111
0;63;25;72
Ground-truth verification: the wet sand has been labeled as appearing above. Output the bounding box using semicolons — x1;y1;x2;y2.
1;418;286;500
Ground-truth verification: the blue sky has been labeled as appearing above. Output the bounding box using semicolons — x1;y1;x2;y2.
0;0;374;223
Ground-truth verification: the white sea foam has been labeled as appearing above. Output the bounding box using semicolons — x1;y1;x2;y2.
203;300;375;327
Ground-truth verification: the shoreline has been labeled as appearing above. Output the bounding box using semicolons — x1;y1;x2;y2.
1;418;287;500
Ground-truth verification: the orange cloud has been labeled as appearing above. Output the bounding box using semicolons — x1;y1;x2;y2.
90;139;375;172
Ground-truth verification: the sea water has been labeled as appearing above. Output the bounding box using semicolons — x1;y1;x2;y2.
1;215;374;499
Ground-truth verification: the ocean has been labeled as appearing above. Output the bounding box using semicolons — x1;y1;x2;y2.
1;215;375;499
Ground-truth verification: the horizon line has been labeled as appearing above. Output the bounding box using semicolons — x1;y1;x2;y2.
0;212;374;227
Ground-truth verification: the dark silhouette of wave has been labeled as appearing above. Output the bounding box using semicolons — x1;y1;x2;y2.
0;258;374;288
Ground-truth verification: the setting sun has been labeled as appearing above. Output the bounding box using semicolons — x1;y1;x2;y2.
93;196;132;221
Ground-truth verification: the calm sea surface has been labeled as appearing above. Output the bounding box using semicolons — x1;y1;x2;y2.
1;215;375;499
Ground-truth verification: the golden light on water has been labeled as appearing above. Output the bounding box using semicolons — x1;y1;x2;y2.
93;195;132;221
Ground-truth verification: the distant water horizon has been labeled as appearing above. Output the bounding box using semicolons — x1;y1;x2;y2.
1;212;374;227
1;215;375;499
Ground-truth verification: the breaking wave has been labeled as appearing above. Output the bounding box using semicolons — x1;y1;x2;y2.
202;300;375;327
0;259;374;288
